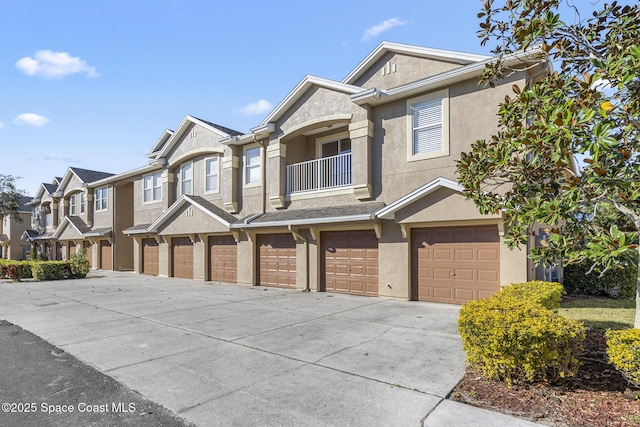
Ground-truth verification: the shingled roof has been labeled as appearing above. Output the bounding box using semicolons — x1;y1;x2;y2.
70;167;115;184
18;196;33;213
243;202;385;227
192;116;243;137
42;183;58;194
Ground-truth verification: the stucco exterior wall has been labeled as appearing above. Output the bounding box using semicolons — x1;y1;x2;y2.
133;173;164;225
91;185;114;229
377;221;409;299
236;237;254;284
372;72;526;204
353;52;462;90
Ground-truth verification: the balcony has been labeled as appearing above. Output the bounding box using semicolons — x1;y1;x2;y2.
286;153;352;194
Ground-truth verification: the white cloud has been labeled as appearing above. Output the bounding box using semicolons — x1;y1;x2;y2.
235;99;273;116
41;153;80;163
16;50;99;79
0;121;4;129
362;17;408;41
13;113;51;127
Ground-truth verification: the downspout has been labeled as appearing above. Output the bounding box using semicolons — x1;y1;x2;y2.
289;225;310;292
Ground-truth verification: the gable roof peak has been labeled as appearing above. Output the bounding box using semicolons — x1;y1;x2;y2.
342;41;491;85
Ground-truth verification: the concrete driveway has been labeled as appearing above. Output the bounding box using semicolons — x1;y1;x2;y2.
0;271;466;426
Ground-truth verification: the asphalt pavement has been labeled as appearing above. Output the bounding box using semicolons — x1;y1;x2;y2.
0;320;193;427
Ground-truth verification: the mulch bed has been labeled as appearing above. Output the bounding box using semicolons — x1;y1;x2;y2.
450;328;640;426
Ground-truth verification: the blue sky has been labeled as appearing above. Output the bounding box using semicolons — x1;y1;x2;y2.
2;1;501;194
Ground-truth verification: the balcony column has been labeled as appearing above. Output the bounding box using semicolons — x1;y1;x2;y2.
62;198;69;217
350;119;374;200
86;193;94;228
161;169;174;211
267;139;286;209
52;200;59;228
222;148;239;213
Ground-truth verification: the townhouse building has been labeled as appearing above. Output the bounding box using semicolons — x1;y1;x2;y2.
9;41;551;305
114;41;550;304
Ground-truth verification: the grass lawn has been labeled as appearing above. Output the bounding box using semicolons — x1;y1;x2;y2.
559;297;636;330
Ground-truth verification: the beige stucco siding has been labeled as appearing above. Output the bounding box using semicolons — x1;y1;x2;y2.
277;87;365;136
157;204;230;235
353;52;462;90
166;123;226;166
374;73;526;205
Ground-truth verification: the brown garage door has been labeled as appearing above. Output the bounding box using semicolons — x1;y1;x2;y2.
172;237;193;279
142;238;159;276
209;235;237;283
83;241;92;267
257;233;296;288
100;240;112;270
69;244;77;258
412;225;500;304
322;230;378;296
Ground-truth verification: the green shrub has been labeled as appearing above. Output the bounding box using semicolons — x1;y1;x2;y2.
70;249;91;278
606;329;640;386
0;260;34;279
459;289;585;385
563;262;637;299
496;281;564;310
31;261;73;281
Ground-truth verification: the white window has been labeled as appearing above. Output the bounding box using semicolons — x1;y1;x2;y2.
179;163;192;195
407;89;449;161
205;157;219;193
80;193;85;214
143;172;162;202
320;136;351;158
69;195;76;215
95;187;108;211
245;146;261;186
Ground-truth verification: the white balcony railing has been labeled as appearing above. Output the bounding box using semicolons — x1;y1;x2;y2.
286;153;352;194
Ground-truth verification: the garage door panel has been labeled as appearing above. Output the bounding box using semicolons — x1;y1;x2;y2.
258;234;296;288
455;289;475;301
209;235;237;283
413;225;500;304
100;241;112;270
454;249;475;261
172;237;193;279
142;238;159;276
322;230;378;297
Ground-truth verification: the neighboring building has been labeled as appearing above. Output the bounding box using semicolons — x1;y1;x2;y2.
0;196;33;260
22;168;115;266
118;41;549;304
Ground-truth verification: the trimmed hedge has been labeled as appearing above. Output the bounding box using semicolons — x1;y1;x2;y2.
494;280;564;310
0;260;34;280
458;281;585;385
563;262;637;299
31;261;73;281
606;329;640;386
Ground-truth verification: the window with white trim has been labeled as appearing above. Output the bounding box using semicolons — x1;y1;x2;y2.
245;147;261;186
143;172;162;202
95;187;108;211
179;163;192;195
69;195;77;215
205;157;219;193
80;193;85;214
407;89;449;161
